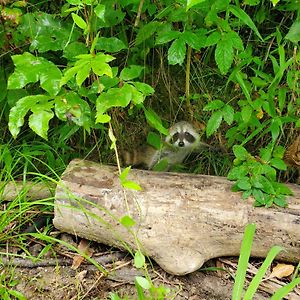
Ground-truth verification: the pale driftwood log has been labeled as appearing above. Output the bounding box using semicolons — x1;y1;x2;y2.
53;159;300;275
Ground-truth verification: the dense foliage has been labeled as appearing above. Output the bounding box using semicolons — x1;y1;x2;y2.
1;0;299;206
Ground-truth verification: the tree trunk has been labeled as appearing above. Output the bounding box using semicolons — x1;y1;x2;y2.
53;159;300;275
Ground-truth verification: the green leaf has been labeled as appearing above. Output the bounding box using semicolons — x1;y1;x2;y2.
227;166;248;180
205;31;221;47
232;224;256;300
273;182;293;196
241;105;252;123
122;180;142;190
135;276;151;290
226;31;244;51
270;158;287;171
132;82;155;96
96;37;127;52
203;100;224;111
94;4;105;21
256;175;275;194
120;166;130;181
29;109;54;140
242;189;252;199
71;13;87;30
215;38;234;74
222;104;234;125
156;30;181;45
233;145;249;160
236;177;251;190
285;20;300;43
271;278;300;300
206;110;223;137
120;65;144;81
136;21;160;45
273;195;287;207
8;52;62;96
244;246;284;299
168;38;186;65
181;30;205;50
186;0;207;10
147;132;161;149
143;107;168;135
134;250;145;268
9;95;51;138
96;114;111;123
76;63;90;86
153;159;169;171
229;5;263;41
120;215;136;228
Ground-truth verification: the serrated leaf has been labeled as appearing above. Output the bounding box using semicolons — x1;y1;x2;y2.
226;30;244;50
135;276;151;289
120;65;144;81
168;38;186;65
203;100;224;111
241;105;253;123
229;5;263;41
181;30;205;50
215;38;234;75
233;145;249;160
222;104;234;125
156;30;181;45
134;250;145;268
270;158;287;171
205;31;221;47
120;215;136;228
71;13;87;30
29;109;54;140
206;110;223;137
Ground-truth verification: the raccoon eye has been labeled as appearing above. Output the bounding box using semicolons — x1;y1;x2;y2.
184;132;196;143
171;133;179;144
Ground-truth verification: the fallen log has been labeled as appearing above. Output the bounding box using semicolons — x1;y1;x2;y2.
53;159;300;275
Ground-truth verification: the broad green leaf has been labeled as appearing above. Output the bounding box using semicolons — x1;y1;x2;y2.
29;109;54;140
147;132;161;149
96;84;132;117
285;20;300;43
203;100;224;111
120;65;144;81
232;224;256;300
134;250;145;268
215;38;234;74
76;63;90;86
227;166;248;180
135;276;151;290
153;159;169;171
273;182;293;195
235;71;252;105
226;30;244;51
186;0;207;11
237;177;251;190
71;13;87;30
233;145;249;160
63;42;88;60
205;31;221;47
156;30;181;45
181;30;205;50
270;158;287;171
143;107;168;135
122;180;142;190
96;114;111;123
94;4;105;21
206;110;222;137
273;195;287;207
96;37;127;52
256;175;275;194
168;38;186;65
222;104;234;125
241;105;252;123
229;5;263;41
132;82;155;96
8;52;62;96
135;21;160;45
9;95;51;138
120;215;136;228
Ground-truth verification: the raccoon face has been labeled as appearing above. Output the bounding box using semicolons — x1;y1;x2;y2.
165;121;199;149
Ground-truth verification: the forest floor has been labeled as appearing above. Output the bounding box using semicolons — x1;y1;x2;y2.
2;231;298;300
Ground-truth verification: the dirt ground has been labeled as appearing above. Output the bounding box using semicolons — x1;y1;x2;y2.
2;232;298;300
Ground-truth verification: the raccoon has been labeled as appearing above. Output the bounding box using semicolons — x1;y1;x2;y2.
122;121;208;170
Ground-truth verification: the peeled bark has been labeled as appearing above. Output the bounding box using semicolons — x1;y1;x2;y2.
53;159;300;275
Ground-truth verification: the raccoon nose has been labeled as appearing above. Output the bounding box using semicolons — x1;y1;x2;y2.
178;141;185;147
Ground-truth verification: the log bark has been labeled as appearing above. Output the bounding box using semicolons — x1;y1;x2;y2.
53;159;300;275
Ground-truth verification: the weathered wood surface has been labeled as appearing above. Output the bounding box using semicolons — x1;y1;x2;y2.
53;159;300;275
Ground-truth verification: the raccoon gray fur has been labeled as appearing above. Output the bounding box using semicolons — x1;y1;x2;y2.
122;121;208;170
